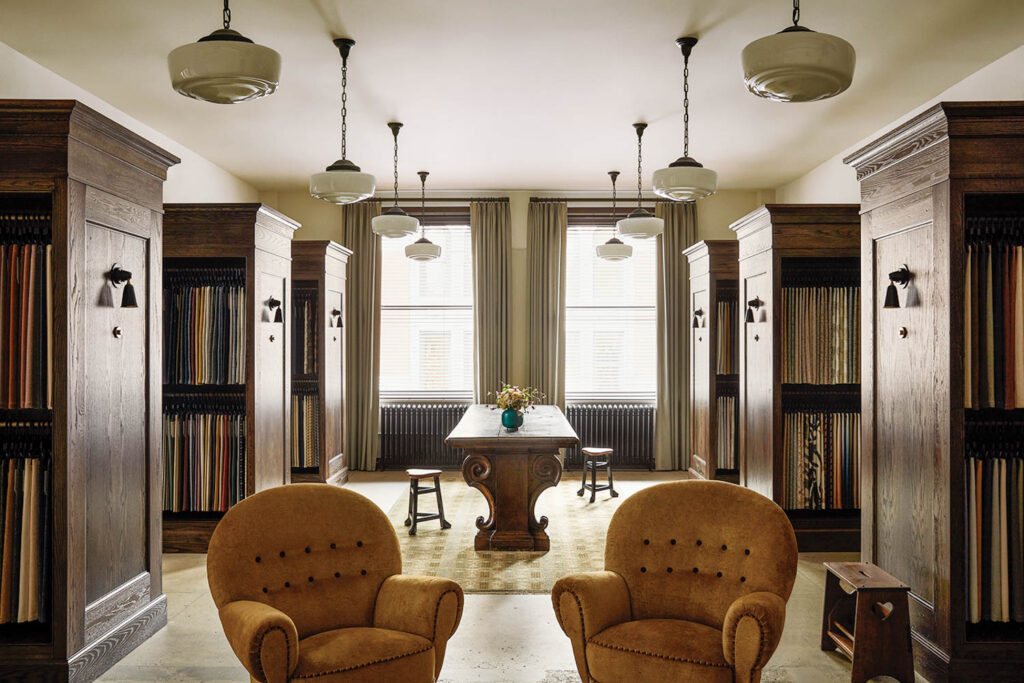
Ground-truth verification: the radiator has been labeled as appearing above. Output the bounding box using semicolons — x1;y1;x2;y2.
565;403;655;470
378;403;469;470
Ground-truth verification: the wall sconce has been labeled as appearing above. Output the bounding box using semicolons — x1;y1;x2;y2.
692;308;704;328
744;297;762;323
331;308;343;328
883;265;912;309
268;296;284;323
108;264;138;308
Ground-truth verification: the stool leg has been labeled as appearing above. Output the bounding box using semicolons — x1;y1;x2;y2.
590;460;597;503
607;461;618;498
409;481;419;536
578;459;587;496
404;479;413;526
434;476;452;529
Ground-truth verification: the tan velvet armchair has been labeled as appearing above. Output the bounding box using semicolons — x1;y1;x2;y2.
552;480;798;683
208;484;463;683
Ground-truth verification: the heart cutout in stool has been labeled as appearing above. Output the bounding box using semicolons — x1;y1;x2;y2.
872;601;894;621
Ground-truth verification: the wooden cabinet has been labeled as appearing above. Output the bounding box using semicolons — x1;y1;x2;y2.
845;101;1024;681
731;204;862;552
683;240;739;483
0;100;178;681
161;204;298;552
290;241;352;485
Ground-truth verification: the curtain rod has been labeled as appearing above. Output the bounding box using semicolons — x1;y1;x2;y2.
369;197;668;203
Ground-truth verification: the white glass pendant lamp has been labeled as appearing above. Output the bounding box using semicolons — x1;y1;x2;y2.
371;123;419;238
596;171;632;262
617;123;664;240
406;171;442;261
310;39;376;204
653;37;718;202
741;0;855;102
167;0;280;104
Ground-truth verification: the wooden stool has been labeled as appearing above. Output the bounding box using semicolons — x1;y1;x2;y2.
821;561;915;683
577;448;618;503
404;469;452;536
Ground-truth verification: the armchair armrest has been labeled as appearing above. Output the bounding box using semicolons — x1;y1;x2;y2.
551;571;631;682
218;600;298;683
373;574;464;678
722;591;787;682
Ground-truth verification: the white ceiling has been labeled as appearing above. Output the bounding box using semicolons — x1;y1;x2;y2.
0;0;1021;192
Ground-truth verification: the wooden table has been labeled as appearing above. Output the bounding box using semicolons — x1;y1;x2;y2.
446;405;579;551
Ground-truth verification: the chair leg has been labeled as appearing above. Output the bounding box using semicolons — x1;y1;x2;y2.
404;479;413;526
590;460;597;503
434;476;452;529
578;459;587;496
607;461;619;498
409;481;419;536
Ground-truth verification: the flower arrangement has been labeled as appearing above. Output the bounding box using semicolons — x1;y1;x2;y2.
491;383;545;414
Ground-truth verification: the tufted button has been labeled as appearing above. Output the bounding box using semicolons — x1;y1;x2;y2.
741;577;747;582
670;539;676;545
667;567;673;573
696;539;702;546
284;581;290;588
357;540;363;547
280;551;285;558
335;572;341;578
721;544;727;551
305;547;311;554
255;556;261;563
330;543;337;549
640;567;647;573
643;539;649;545
692;567;698;573
262;587;268;593
745;549;751;555
716;572;723;578
361;569;367;576
308;576;314;582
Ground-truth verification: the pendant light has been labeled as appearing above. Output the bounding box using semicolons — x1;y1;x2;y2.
167;0;281;104
653;37;718;202
310;39;376;204
616;123;664;240
406;172;442;261
371;122;419;238
596;171;633;262
742;0;855;102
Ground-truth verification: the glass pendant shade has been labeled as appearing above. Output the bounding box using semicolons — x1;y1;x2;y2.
372;206;419;238
168;29;280;104
310;159;376;205
596;237;633;262
616;208;663;240
405;237;441;261
742;27;855;102
653;160;718;202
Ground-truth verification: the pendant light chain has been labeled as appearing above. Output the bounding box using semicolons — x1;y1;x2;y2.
792;0;800;26
419;173;427;238
636;129;644;210
340;55;348;160
611;174;618;237
683;51;690;158
392;130;400;207
223;0;231;29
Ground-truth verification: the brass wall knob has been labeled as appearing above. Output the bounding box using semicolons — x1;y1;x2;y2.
898;327;908;339
113;327;122;339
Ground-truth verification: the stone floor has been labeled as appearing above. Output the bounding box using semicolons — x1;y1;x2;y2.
100;471;867;682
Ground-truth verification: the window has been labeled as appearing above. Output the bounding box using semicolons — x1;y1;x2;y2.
565;225;657;401
380;225;474;399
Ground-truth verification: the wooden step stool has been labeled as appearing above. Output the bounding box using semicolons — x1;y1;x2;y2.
404;469;452;536
821;561;915;683
577;447;619;503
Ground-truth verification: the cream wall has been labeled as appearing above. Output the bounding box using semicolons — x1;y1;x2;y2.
0;39;257;203
775;45;1024;204
260;188;774;386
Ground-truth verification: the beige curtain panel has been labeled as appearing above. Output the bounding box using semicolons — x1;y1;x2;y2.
655;201;698;470
527;200;568;408
340;200;382;471
471;199;512;402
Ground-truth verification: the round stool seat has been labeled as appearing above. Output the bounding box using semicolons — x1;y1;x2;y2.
582;447;613;457
406;468;443;479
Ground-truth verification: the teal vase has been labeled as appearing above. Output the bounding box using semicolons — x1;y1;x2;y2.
501;409;524;432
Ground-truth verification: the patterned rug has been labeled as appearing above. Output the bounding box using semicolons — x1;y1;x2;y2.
387;477;623;593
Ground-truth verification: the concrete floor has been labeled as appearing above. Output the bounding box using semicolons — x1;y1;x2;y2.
100;471;864;682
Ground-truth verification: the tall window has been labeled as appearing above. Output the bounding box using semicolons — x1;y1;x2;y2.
565;225;657;401
380;225;474;399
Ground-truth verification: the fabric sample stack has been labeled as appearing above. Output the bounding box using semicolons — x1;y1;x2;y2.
292;289;318;377
781;286;860;384
0;428;51;624
716;395;737;470
716;299;737;375
0;242;52;409
782;411;860;510
290;393;320;468
161;409;246;513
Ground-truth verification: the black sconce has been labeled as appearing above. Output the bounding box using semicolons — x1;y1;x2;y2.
745;297;762;323
692;308;704;328
883;265;912;309
268;296;284;323
331;308;343;328
108;264;138;309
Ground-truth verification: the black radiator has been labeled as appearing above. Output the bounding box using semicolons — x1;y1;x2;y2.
378;403;469;469
565;403;656;470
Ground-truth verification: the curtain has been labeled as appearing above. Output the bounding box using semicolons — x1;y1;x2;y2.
655;201;698;470
340;200;382;470
527;200;567;408
470;200;512;402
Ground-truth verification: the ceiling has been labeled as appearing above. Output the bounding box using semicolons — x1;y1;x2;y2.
0;0;1021;192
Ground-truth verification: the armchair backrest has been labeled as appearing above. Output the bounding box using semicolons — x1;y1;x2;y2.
208;484;401;639
604;480;797;629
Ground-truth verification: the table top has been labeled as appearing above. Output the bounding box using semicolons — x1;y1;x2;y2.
445;404;579;450
823;561;910;591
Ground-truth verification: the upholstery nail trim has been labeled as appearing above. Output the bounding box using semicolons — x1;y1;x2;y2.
586;638;730;668
253;625;292;682
559;588;591;680
729;612;771;674
291;644;433;679
433;588;463;640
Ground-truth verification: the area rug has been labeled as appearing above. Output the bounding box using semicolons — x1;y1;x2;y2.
387;477;623;593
